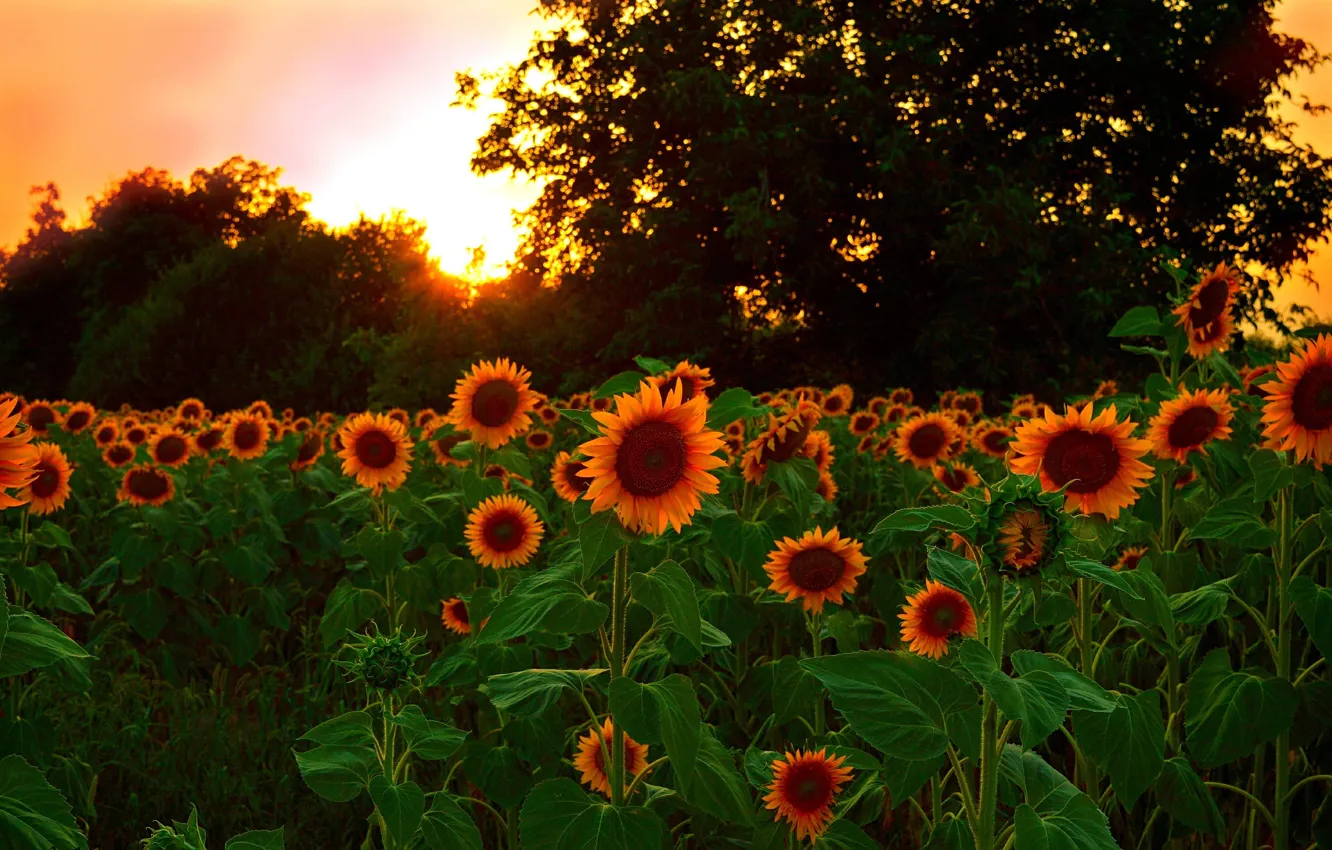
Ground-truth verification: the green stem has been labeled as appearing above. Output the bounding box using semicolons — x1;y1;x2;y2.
1274;485;1293;850
975;576;1005;850
610;546;628;807
1160;467;1174;549
1076;578;1101;797
811;612;825;738
1207;782;1276;829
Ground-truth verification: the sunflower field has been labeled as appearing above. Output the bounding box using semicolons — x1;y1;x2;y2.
2;264;1332;849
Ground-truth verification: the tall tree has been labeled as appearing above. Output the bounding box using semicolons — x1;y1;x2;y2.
463;0;1332;395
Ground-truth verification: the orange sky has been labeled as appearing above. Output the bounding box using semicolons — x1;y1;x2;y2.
1;0;1331;301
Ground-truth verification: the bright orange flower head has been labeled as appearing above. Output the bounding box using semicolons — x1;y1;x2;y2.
1173;262;1240;358
92;419;119;447
117;464;176;507
762;749;853;843
21;400;60;434
440;598;471;635
763;526;868;612
148;428;192;468
867;396;891;416
816;470;839;502
650;360;716;401
0;398;40;510
224;413;270;461
575;719;650;798
428;424;469;468
899;580;978;659
22;443;72;515
1009;404;1153;519
578;381;726;535
337;413;413;494
1146;388;1234;463
889;387;913;405
177;398;206;421
449;358;539;449
971;420;1014;459
996;508;1052;572
102;442;135;469
848;411;880;436
820;385;852;417
801;430;835;474
525;429;553;451
741;398;822;484
61;402;95;434
465;494;544;569
895;412;962;469
193;424;225;455
1114;545;1149;572
551;451;591;503
1260;334;1332;468
247;400;274;420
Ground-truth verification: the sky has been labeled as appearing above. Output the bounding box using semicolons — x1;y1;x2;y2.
0;0;1330;302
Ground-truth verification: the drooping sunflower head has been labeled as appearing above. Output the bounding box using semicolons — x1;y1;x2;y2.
894;413;962;469
763;526;868;612
22;401;60;434
290;430;326;472
525;429;553;451
61;402;95;434
1147;387;1234;463
574;719;650;798
899;580;978;659
1242;364;1275;397
800;430;835;473
117;464;176;507
93;420;120;447
933;462;981;495
849;411;880;436
651;360;716;401
1009;404;1153;519
224;413;270;461
440;598;471;635
23;443;73;515
337;413;414;494
972;421;1014;459
450;358;538;449
1260;334;1332;468
1114;545;1149;572
815;470;839;502
1173;262;1240;358
177;398;206;421
741;399;823;484
465;494;544;569
762;749;853;844
578;381;727;535
102;442;135;469
551;451;591;503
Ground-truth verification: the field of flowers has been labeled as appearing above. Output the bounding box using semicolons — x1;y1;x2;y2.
1;263;1330;849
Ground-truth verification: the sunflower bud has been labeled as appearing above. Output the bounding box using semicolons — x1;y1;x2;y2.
340;628;426;692
978;474;1071;577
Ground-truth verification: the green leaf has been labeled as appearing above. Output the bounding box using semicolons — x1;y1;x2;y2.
1249;449;1295;504
922;818;972;850
882;754;944;805
462;744;532;809
710;513;773;581
0;613;91;678
1185;649;1298;769
1013;799;1117;850
421;795;483;850
630;560;701;652
763;656;821;724
1073;690;1165;809
301;711;375;747
925;547;982;603
369;777;425;849
680;729;753;825
1188;498;1277;549
1168;580;1232;627
609;675;701;796
957;641;1068;749
1108;305;1162;338
476;575;608;644
578;512;631;580
595;370;647;399
389;705;468;760
520;778;663;850
800;651;976;761
357;527;405;579
1062;557;1142;599
1010;652;1117;713
705;388;769;429
1155;757;1224;836
1291;576;1332;662
873;505;976;535
768;457;819;516
634;355;673;375
292;745;378;803
224;828;284;850
319;579;378;650
815;819;878;849
30;523;73;551
486;669;608;717
0;754;85;850
557;408;601;435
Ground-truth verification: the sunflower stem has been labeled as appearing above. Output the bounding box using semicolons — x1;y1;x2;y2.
1273;484;1293;850
1076;578;1101;797
610;545;629;807
810;612;825;738
975;576;1005;850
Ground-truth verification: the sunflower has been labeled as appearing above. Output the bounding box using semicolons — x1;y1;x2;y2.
414;408;438;430
61;402;95;434
1174;467;1197;489
889;388;914;405
281;407;295;422
939;389;958;409
483;463;513;490
651;360;716;400
525;429;553;451
741;399;823;484
763;749;853;844
22;401;60;434
465;494;544;569
1260;334;1332;468
441;598;471;635
290;430;326;472
19;443;70;515
93;420;120;447
848;411;880;436
318;412;338;428
995;508;1051;571
952;392;983;415
575;719;650;799
177;398;206;421
567;392;588;411
102;442;135;469
949;532;978;563
117;464;176;507
895;413;962;469
899;580;978;659
578;381;726;535
872;434;896;460
193;424;224;455
1242;364;1275;396
724;420;746;439
224;413;271;461
449;358;539;449
1009;404;1153;519
0;401;37;510
1174;262;1240;358
1092;380;1119;400
590;396;613;413
856;435;875;455
820;386;852;417
386;408;410;427
148;428;192;468
971;421;1013;460
247;400;273;420
1114;545;1149;572
428;424;469;468
1146;388;1234;462
815;471;839;502
551;451;591;503
1010;402;1041;421
538;406;561;426
883;403;908;424
866;396;890;417
933;463;981;494
757;391;776;406
948;409;974;429
338;413;413;493
763;527;868;612
801;430;835;474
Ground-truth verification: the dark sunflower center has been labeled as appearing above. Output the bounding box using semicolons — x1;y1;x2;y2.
30;465;59;499
564;461;591;493
787;548;847;592
1292;362;1332;431
233;422;261;451
451;601;469;625
473;380;519;427
129;469;169;500
957;396;981;414
483;513;524;552
669;376;697;399
155;435;188;464
107;445;133;464
616;421;687;497
939;468;967;492
355;430;396;469
785;763;833;812
181;403;202;419
923;596;963;638
1121;552;1142;571
96;426;115;444
592;737;607;773
26;406;55;431
197;430;222;452
435;435;463;457
765;420;813;464
824;396;844;413
1043;429;1120;494
853;414;874;432
65;410;91;431
983;431;1009;453
907;423;947;459
297;435;322;462
1166;405;1219;449
529;432;549;447
1189;275;1231;328
127;427;147;445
